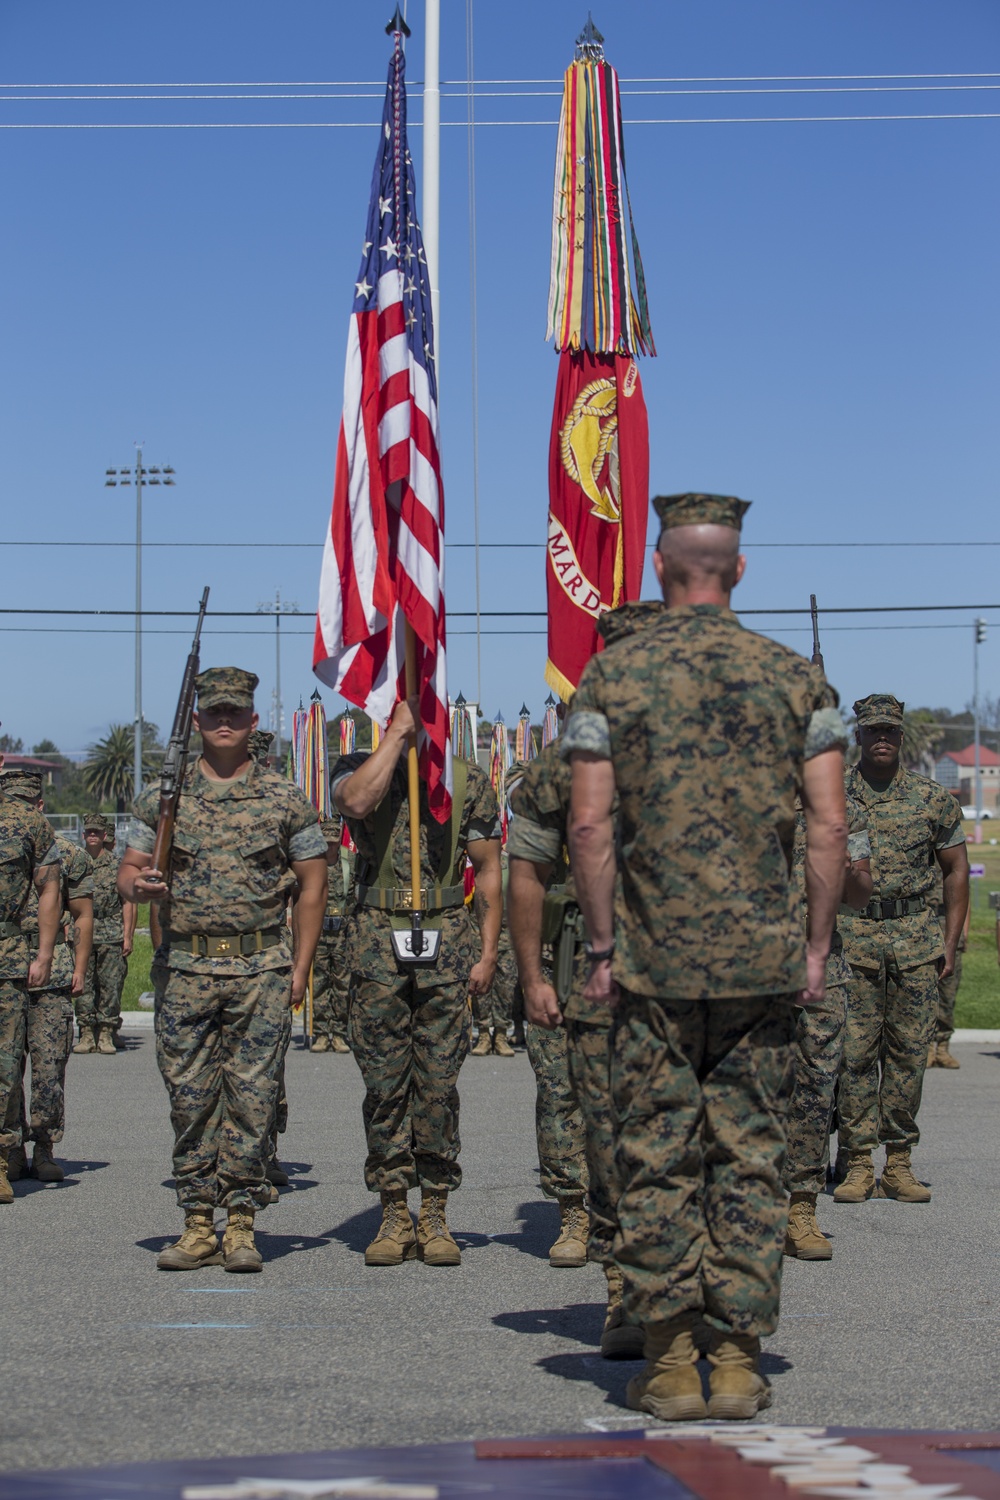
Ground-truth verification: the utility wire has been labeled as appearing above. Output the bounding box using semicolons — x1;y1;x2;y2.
4;112;998;129
3;71;997;87
3;539;1000;550
6;84;1000;102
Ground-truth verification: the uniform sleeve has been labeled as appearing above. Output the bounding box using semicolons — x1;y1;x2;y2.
283;787;329;862
464;763;502;843
65;845;95;901
27;811;59;874
506;817;563;865
561;659;611;758
933;793;965;851
804;707;849;760
508;756;566;865
845;797;871;863
127;786;159;854
329;751;370;807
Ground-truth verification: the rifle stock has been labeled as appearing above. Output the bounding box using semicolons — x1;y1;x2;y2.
151;588;210;876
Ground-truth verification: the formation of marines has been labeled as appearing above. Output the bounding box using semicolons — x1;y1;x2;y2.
0;488;972;1422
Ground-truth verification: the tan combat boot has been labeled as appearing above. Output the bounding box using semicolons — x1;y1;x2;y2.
707;1329;772;1420
31;1139;64;1184
157;1209;223;1270
417;1189;462;1266
626;1315;707;1420
96;1026;116;1056
935;1041;960;1070
0;1153;13;1206
878;1147;931;1202
784;1192;832;1260
310;1033;331;1052
331;1035;351;1053
470;1030;492;1056
493;1031;516;1057
365;1190;418;1266
73;1027;96;1054
549;1197;589;1267
6;1145;27;1182
926;1042;938;1068
600;1261;645;1360
223;1208;263;1272
833;1151;875;1203
265;1157;289;1187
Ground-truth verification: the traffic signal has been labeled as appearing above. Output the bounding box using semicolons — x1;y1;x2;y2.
976;619;987;644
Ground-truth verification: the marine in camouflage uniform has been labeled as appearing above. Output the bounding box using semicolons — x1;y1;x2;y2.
0;775;61;1204
927;862;966;1069
0;770;95;1183
836;695;969;1204
782;794;871;1258
310;812;355;1053
333;699;501;1267
564;492;850;1422
469;894;516;1055
121;668;327;1271
75;813;133;1056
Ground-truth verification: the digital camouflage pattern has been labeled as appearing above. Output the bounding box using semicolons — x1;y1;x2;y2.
838;959;940;1153
853;693;904;728
153;963;291;1211
839;764;964;972
130;759;326;974
2;991;75;1145
783;797;869;1194
931;861;965;1045
563;603;846;999
653;492;751;532
78;846;126;1028
565;1012;618;1264
524;1020;587;1200
332;756;500;1193
611;989;797;1336
88;847;125;945
194;666;258;711
471;914;515;1036
837;762;965;1153
129;757;326;1210
312;812;355;1043
0;794;59;1150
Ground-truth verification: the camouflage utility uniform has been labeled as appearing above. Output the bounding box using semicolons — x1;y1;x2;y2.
311;812;355;1050
783;797;869;1197
129;759;326;1212
565;598;846;1341
3;831;93;1148
837;765;965;1156
0;793;59;1159
471;900;516;1046
78;844;127;1037
930;863;965;1059
332;754;500;1196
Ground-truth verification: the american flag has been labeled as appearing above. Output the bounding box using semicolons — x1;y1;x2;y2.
313;36;451;822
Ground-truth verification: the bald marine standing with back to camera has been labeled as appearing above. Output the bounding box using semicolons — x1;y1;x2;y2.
119;668;328;1273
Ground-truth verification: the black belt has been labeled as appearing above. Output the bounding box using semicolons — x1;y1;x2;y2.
167;928;285;958
859;897;925;921
0;920;22;940
28;932;66;950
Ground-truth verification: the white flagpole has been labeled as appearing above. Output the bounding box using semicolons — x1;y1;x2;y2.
422;0;441;372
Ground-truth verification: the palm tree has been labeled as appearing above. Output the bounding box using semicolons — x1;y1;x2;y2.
82;725;157;813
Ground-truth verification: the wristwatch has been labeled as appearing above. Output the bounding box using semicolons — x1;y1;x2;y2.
584;942;615;963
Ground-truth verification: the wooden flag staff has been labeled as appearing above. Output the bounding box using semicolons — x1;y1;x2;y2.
404;623;427;958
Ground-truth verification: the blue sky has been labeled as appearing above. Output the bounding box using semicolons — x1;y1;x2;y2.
2;0;998;757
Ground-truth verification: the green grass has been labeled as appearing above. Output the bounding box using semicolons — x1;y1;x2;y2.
116;833;1000;1027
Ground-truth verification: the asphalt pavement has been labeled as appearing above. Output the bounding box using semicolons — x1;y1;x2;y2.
1;1026;997;1475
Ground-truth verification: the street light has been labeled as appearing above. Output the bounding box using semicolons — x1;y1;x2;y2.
104;449;176;798
257;589;298;762
973;619;987;842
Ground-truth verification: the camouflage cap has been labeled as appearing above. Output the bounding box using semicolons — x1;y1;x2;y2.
195;666;259;711
248;729;274;763
83;812;113;834
853;693;904;728
653;493;751;532
0;769;42;802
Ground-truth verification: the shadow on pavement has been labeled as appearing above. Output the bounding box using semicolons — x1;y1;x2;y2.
537;1348;632;1404
489;1199;559;1259
135;1230;337;1263
493;1301;604;1344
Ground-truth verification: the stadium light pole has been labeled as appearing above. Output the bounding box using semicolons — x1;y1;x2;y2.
104;451;176;799
974;618;987;843
257;589;298;763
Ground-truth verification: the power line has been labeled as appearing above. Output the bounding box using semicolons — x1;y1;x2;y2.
4;112;998;129
3;72;996;87
2;603;1000;618
7;84;1000;103
4;538;1000;550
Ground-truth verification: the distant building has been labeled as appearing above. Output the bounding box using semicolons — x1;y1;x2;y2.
933;744;1000;810
0;754;65;790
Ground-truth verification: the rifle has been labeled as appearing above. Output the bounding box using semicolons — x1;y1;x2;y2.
150;588;210;878
810;593;824;671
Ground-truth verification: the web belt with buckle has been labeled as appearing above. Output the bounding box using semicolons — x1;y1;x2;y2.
0;919;22;940
356;883;465;913
859;896;925;921
181;928;285;958
28;931;66;950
